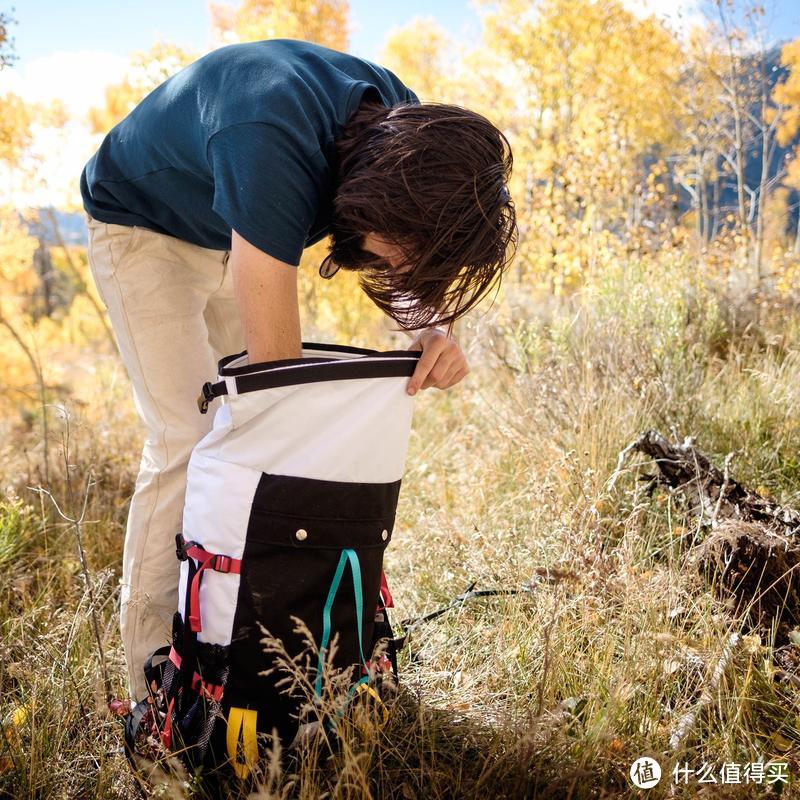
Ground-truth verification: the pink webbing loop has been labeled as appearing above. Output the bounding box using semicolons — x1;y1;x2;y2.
168;646;182;669
378;570;394;612
185;543;242;633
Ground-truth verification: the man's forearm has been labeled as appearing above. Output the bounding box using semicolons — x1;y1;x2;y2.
230;230;302;363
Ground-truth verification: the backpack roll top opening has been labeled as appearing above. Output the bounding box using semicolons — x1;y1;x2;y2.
198;341;421;412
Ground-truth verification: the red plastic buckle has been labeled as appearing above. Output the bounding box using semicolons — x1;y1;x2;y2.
161;696;176;750
375;653;393;674
187;547;241;633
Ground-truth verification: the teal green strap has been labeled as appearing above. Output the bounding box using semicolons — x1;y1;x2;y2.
347;675;370;701
344;549;366;669
314;548;368;697
315;550;349;696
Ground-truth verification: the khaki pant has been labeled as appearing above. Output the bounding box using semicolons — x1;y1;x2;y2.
85;215;245;700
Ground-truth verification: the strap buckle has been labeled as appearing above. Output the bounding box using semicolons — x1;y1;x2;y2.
214;554;233;574
197;381;216;414
175;533;189;561
192;673;224;703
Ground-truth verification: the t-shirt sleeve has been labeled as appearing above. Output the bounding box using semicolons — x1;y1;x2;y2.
405;86;420;105
207;122;326;266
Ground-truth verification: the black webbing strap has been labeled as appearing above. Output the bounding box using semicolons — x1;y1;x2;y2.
123;698;154;768
121;642;175;770
143;646;171;694
393;582;536;651
196;352;422;413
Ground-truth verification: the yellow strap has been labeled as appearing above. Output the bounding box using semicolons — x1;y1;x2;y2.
226;707;258;780
355;682;390;728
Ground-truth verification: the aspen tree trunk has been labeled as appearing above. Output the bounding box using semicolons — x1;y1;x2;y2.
696;151;705;243
711;175;721;240
754;104;769;284
754;46;772;285
716;1;750;266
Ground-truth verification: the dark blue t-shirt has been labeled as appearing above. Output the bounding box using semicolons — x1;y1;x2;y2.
80;39;419;266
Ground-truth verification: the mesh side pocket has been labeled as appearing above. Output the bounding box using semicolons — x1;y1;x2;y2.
149;611;232;774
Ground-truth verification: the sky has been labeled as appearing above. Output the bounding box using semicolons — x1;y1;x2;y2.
2;0;800;207
4;0;485;117
6;0;798;116
10;0;485;66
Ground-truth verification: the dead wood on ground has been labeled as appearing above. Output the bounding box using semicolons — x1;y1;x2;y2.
613;430;800;648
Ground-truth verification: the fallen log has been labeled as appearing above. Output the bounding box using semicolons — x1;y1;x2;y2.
622;430;800;531
611;430;800;646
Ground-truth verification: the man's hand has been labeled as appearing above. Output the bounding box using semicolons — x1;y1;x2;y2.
405;328;469;395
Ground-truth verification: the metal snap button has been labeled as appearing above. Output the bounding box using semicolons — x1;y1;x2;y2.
381;529;388;541
296;529;308;541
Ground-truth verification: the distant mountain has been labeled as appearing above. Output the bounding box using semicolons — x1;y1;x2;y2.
27;208;88;247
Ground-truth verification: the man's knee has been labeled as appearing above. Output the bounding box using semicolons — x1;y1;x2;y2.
137;422;212;475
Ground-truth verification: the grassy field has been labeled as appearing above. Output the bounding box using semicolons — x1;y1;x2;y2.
1;250;800;799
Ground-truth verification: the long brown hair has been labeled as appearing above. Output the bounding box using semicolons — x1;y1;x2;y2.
321;98;518;334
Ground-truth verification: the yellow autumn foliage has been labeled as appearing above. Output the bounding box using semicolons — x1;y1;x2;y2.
774;39;800;147
87;41;200;134
210;0;350;50
773;39;800;191
0;207;38;292
379;16;455;102
0;92;32;165
467;0;685;290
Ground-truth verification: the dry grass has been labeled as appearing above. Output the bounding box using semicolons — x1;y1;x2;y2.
2;253;800;798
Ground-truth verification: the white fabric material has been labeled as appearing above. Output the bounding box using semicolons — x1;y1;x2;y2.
180;345;418;646
178;456;262;644
217;375;415;483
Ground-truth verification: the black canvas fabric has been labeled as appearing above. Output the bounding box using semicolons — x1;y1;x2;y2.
224;471;396;746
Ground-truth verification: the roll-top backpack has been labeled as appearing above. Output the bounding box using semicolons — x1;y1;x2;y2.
121;342;420;786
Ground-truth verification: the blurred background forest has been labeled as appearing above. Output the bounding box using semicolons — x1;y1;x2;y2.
4;0;800;797
3;0;800;407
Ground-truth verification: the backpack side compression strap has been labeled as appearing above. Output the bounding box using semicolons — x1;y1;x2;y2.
177;534;243;633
